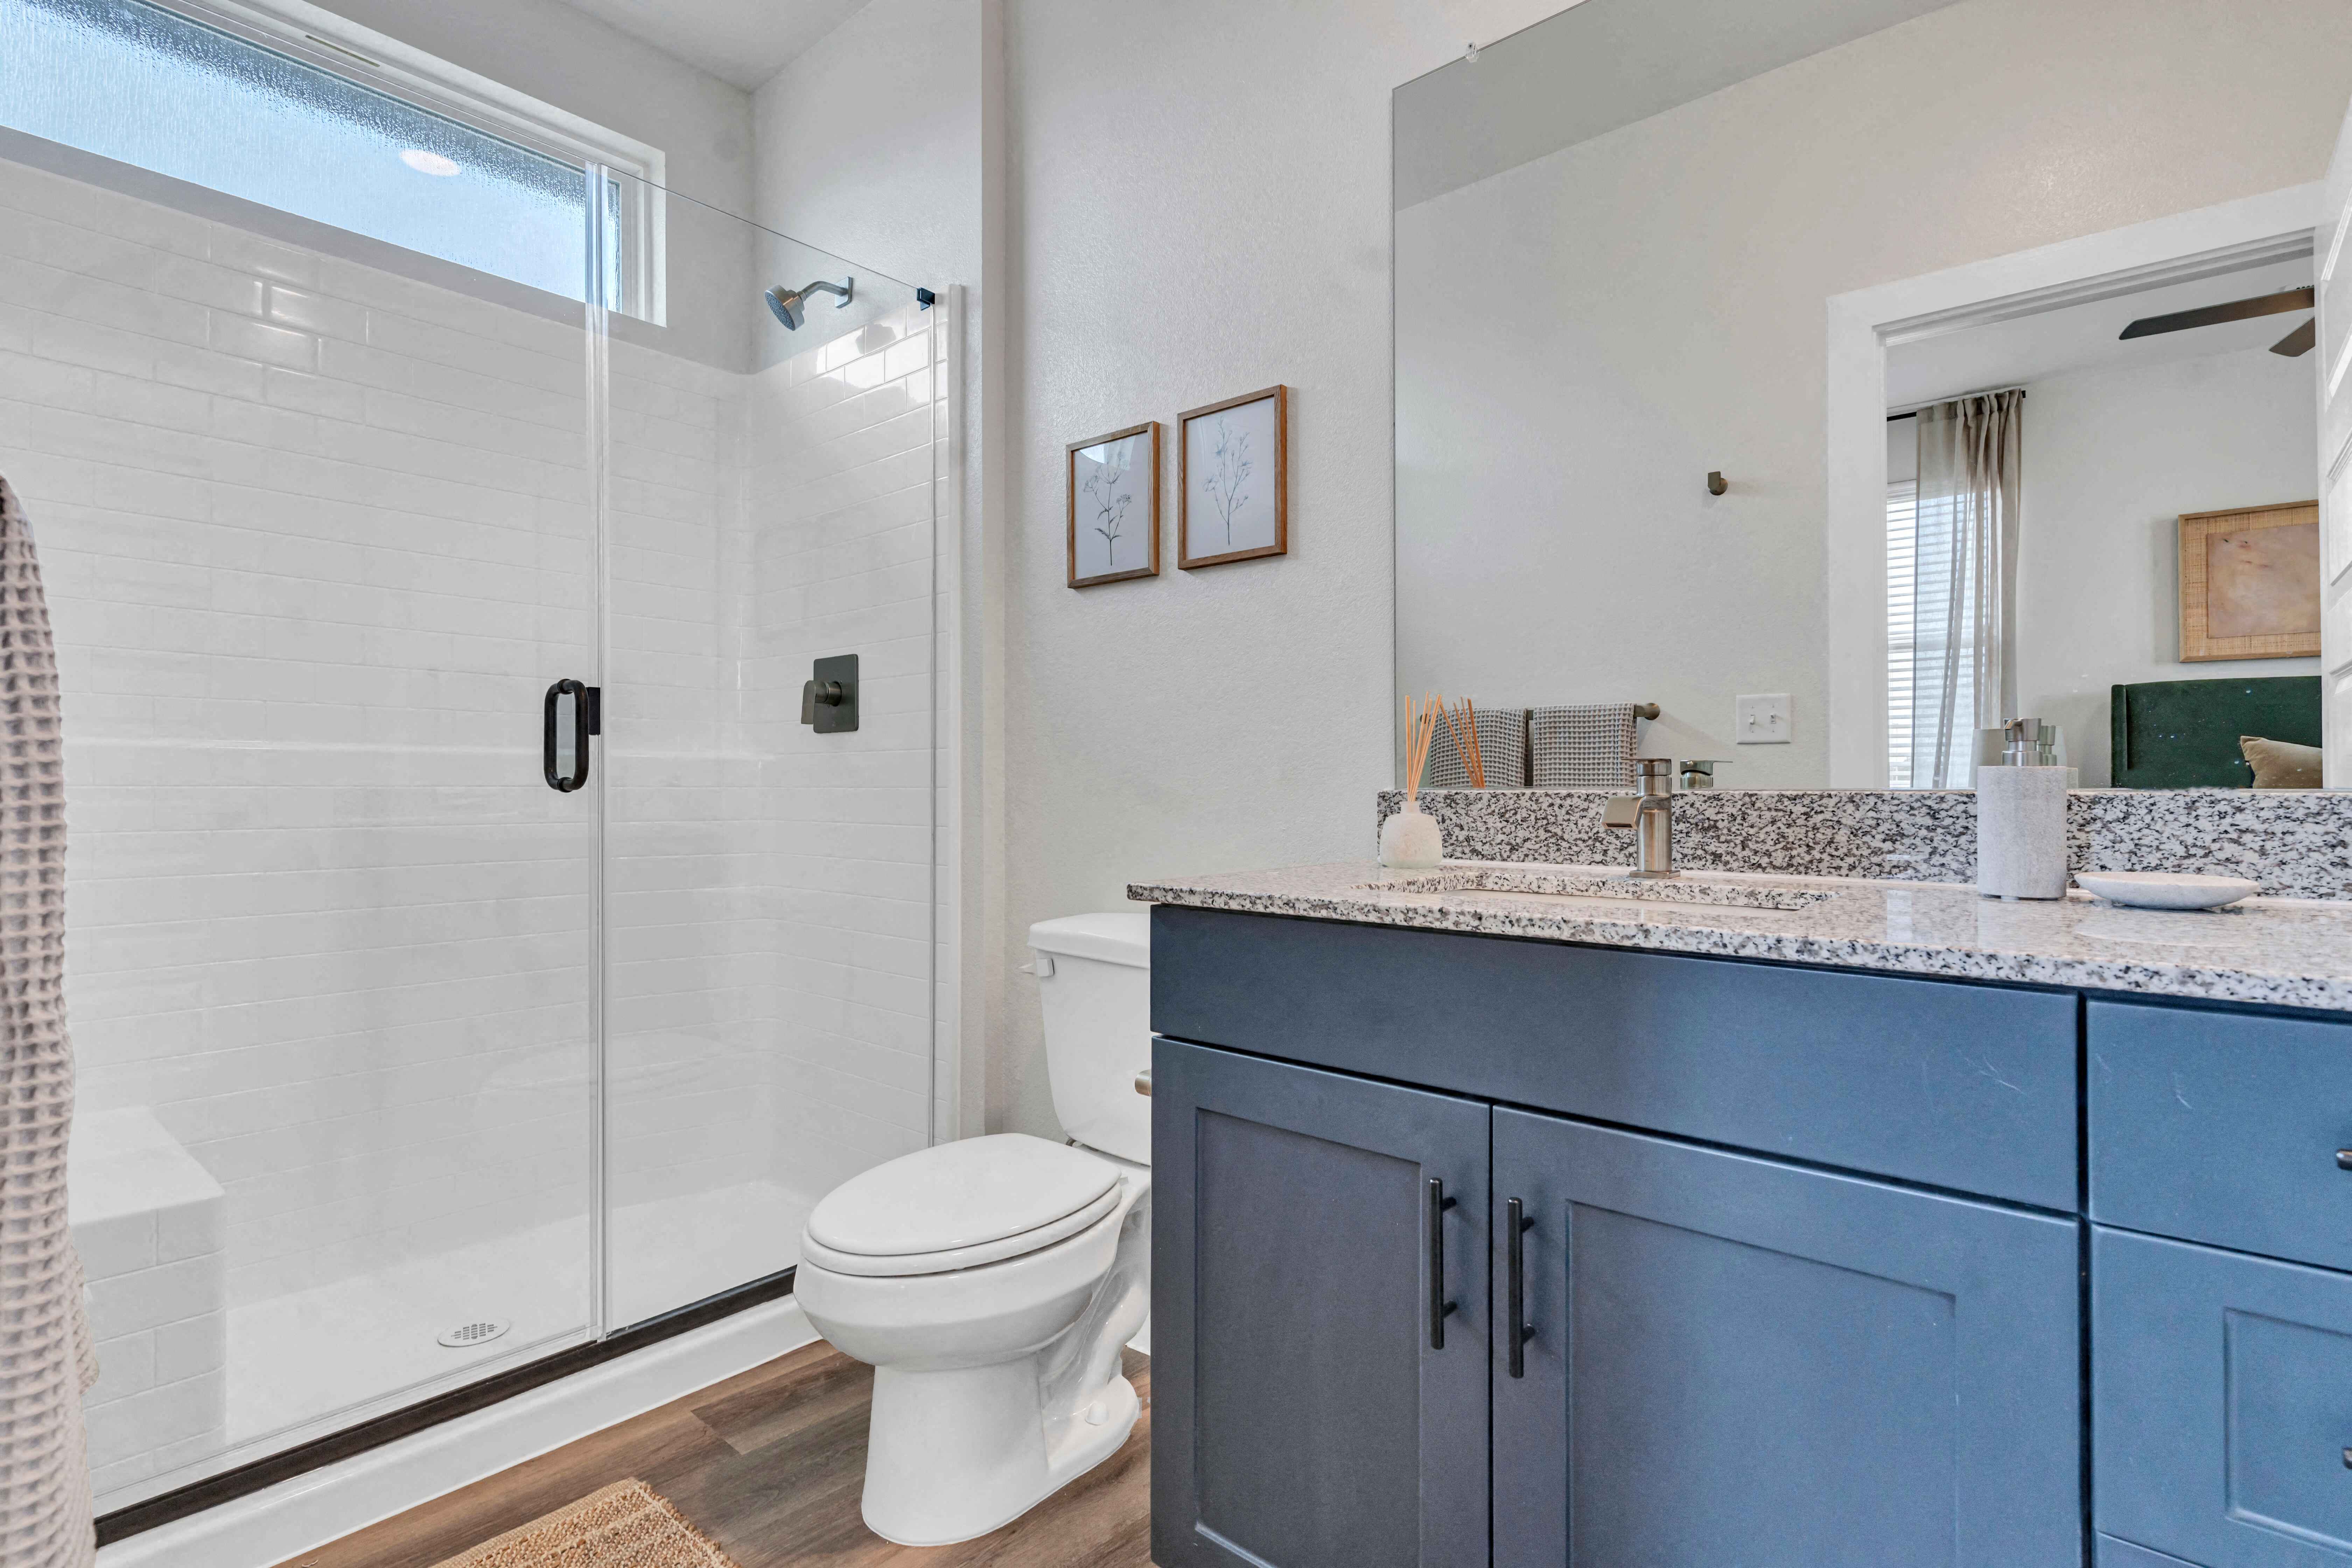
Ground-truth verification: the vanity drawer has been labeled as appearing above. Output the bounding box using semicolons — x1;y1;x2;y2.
2091;1000;2352;1270
1151;907;2078;1209
2094;1227;2352;1567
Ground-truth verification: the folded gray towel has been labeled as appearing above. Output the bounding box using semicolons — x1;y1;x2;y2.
1424;706;1529;789
1530;704;1640;788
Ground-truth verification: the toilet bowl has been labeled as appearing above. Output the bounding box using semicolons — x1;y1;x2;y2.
794;1136;1150;1545
795;912;1154;1546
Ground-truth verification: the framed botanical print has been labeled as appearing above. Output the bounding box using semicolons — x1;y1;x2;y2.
2179;500;2320;660
1179;385;1287;568
1066;422;1161;587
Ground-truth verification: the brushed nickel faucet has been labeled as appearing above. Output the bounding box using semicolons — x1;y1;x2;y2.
1604;758;1677;878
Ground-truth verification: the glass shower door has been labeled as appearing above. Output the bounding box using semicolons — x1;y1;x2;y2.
597;177;938;1328
9;163;605;1505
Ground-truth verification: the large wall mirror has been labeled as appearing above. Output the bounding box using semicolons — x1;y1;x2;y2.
1394;0;2352;791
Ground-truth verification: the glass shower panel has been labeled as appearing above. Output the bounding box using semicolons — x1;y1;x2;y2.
598;175;938;1328
0;146;600;1505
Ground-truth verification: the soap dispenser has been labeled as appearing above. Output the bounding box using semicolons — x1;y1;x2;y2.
1975;719;2070;900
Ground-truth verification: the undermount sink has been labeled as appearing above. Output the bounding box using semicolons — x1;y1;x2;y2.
1363;866;1836;913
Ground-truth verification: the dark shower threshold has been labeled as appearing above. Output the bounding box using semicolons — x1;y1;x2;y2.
94;1267;798;1546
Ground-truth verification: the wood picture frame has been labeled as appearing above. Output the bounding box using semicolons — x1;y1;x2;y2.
1066;421;1161;588
1179;385;1288;569
2178;499;2320;661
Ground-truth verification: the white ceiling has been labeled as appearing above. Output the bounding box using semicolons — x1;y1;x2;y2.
550;0;871;90
1884;257;2317;409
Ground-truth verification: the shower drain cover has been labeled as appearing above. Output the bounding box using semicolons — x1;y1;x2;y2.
436;1318;511;1349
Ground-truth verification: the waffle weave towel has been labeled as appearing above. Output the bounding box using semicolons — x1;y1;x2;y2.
1424;707;1530;789
0;474;98;1568
1530;704;1641;788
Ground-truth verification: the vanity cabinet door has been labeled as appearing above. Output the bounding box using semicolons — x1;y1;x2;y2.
1152;1037;1489;1568
1491;1109;2082;1568
2094;1226;2352;1566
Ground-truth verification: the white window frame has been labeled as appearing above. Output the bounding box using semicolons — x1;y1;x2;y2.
134;0;667;321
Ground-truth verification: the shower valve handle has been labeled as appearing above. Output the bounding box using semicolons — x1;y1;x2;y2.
800;680;844;723
801;654;859;734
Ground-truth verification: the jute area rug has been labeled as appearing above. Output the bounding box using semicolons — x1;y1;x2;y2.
430;1479;742;1568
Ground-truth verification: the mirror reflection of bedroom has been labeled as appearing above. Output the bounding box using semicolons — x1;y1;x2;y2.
1885;259;2320;790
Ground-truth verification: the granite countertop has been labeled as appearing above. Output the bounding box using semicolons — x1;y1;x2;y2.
1127;860;2352;1012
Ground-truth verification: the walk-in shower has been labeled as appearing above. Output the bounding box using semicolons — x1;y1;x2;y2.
0;0;944;1529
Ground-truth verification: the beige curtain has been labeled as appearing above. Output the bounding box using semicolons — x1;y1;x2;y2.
0;475;97;1568
1911;390;2023;788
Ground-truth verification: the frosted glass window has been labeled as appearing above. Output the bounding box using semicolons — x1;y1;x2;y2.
0;0;622;303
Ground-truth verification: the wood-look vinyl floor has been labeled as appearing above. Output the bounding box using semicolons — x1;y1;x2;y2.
274;1342;1153;1568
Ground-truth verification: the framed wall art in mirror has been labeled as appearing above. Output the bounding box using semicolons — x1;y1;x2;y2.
1180;385;1287;568
2179;500;2321;661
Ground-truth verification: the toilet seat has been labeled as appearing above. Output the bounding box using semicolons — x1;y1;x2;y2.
802;1133;1126;1278
802;1185;1124;1277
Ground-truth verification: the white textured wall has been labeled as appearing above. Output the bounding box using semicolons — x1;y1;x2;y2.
1396;0;2352;787
2013;348;2320;785
994;1;1464;1138
750;0;983;295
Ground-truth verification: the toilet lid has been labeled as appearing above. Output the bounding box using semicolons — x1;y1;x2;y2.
805;1134;1120;1258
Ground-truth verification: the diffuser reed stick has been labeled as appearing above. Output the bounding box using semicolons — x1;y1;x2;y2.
1438;698;1485;789
1402;693;1441;805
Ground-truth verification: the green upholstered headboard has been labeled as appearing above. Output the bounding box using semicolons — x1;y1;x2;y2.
2110;676;2321;788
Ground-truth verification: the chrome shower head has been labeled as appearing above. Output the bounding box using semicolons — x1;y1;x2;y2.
764;276;853;330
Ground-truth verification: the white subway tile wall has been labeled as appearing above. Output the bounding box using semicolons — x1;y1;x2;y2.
0;153;942;1503
601;304;943;1326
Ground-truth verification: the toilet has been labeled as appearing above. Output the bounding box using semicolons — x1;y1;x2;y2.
793;912;1152;1546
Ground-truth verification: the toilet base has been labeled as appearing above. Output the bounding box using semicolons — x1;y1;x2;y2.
860;1364;1140;1547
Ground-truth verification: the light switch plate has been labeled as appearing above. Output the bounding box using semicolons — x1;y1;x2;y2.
1735;693;1791;744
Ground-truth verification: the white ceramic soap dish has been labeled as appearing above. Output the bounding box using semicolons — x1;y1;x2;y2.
2074;871;2259;911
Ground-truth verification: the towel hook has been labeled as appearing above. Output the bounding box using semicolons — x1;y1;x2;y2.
1706;471;1728;496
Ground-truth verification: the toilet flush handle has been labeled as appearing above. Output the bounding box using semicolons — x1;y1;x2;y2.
1017;954;1055;978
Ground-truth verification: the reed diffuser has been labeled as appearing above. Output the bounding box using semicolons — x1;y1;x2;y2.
1381;693;1444;869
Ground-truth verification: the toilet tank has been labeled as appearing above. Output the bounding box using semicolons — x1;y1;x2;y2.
1029;913;1151;1164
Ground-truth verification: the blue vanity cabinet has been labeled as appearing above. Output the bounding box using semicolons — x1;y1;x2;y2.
1149;1037;1491;1568
1490;1109;2083;1567
1148;905;2085;1563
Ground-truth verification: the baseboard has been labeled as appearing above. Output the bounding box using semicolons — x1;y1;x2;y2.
96;1298;817;1568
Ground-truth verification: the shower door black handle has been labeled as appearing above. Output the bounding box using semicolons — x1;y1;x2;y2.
543;679;598;792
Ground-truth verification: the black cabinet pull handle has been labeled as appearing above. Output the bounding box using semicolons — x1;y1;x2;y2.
1507;1197;1536;1378
2337;1150;2352;1171
543;679;595;792
1427;1177;1457;1350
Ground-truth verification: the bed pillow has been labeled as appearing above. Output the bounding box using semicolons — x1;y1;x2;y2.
2240;734;2323;788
